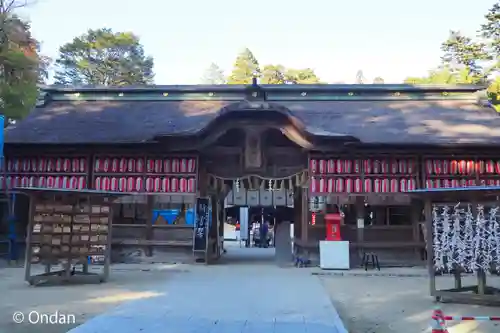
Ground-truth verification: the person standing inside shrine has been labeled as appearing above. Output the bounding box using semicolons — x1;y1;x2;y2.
260;220;269;248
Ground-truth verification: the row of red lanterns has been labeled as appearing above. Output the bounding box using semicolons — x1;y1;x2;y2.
2;157;88;173
93;177;196;193
94;157;197;174
0;176;87;189
425;159;500;175
309;159;416;174
425;179;500;188
310;178;417;193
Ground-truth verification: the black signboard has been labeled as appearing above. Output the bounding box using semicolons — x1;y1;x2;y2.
193;197;210;252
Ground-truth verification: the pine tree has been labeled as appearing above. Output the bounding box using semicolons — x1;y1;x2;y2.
201;63;226;84
227;48;260;84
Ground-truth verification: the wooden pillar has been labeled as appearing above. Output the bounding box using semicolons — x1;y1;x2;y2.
411;199;423;261
145;195;154;257
424;198;436;296
355;196;365;244
300;188;308;244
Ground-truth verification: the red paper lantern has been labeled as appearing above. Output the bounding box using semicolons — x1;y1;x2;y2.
172;159;180;173
63;158;71;172
77;176;86;189
187;178;196;192
161;178;170;192
327;178;335;192
70;176;78;189
71;158;79;173
21;176;29;187
170;178;179;192
354;178;362;192
187;158;196;173
146;159;155;173
364;160;372;174
310;178;320;193
180;178;188;192
327;160;336;173
55;158;63;172
335;178;344;192
425;160;433;175
119;158;127;172
61;177;69;189
146;177;154;192
79;158;87;172
94;158;102;172
22;159;30;172
380;160;389;174
111;158;119;172
118;178;127;192
373;160;381;174
364;179;372;192
336;160;343;173
154;159;162;173
309;159;318;173
110;177;118;191
136;158;144;173
163;159;171;173
29;176;37;187
39;176;47;188
353;160;362;173
485;160;494;173
345;178;353;192
126;177;135;191
135;177;143;191
126;158;135;173
344;160;353;174
47;176;55;188
390;160;398;174
390;179;398;192
442;160;449;174
54;176;62;188
318;160;327;174
94;177;102;190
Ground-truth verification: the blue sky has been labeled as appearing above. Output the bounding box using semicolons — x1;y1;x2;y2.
21;0;495;84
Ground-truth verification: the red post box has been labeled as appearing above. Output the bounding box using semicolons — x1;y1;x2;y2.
325;213;342;241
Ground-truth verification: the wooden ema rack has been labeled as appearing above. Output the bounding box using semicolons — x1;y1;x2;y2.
24;191;113;286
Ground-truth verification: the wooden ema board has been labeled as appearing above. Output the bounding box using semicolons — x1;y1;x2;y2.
26;193;112;285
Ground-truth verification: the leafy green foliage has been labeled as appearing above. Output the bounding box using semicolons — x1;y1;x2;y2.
0;1;46;120
480;2;500;75
261;64;286;84
54;28;154;86
284;68;321;84
201;63;226;84
227;48;260;84
440;31;488;81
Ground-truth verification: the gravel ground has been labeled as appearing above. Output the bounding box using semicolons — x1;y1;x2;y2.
320;270;500;333
0;263;186;333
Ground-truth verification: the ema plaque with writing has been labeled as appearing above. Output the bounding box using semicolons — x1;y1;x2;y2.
193;197;210;252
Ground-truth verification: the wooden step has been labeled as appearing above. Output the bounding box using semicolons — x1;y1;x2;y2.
111;239;192;247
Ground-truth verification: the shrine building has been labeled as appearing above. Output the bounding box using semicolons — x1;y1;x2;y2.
3;82;500;265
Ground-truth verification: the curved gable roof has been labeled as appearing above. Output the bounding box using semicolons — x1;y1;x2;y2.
4;84;499;146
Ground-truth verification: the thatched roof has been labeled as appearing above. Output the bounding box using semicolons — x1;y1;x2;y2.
5;84;499;146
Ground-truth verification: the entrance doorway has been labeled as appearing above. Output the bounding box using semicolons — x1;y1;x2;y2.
222;187;296;266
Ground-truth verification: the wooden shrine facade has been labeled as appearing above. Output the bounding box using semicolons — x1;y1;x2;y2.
3;82;500;264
